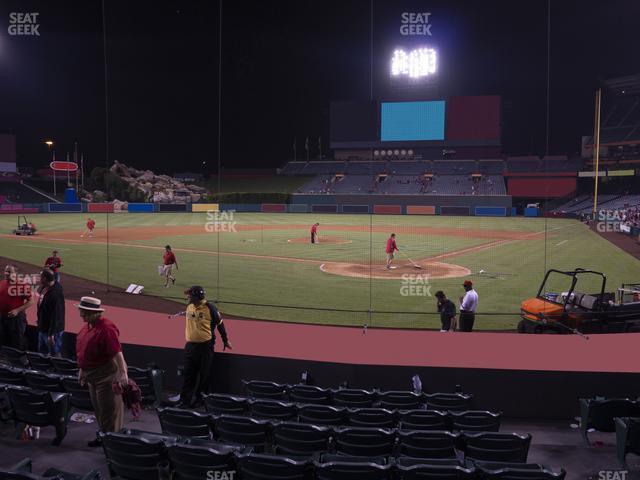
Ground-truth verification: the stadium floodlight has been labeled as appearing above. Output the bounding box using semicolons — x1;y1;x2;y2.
401;150;407;156
373;150;379;156
387;150;393;156
408;149;414;155
380;150;386;156
391;47;437;78
394;150;400;155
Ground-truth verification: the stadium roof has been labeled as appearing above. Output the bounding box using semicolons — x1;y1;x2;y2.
605;74;640;96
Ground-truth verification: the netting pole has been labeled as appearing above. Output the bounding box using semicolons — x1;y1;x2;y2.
592;88;602;217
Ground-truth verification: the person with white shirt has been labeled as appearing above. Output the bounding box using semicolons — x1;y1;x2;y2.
459;280;478;332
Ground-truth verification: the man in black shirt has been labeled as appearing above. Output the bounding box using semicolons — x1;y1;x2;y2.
435;290;456;332
37;269;65;356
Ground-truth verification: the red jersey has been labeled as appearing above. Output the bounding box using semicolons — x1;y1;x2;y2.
311;224;318;235
76;316;122;370
163;251;176;265
45;256;62;273
87;219;95;230
386;237;398;254
0;279;32;316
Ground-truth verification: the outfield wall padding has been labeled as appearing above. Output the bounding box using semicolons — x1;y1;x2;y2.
0;203;40;214
475;206;507;217
312;204;338;213
341;205;370;214
48;203;82;213
127;203;155;213
373;205;402;215
261;203;287;213
88;203;114;213
406;205;436;215
191;203;219;213
158;203;188;212
287;204;308;213
440;206;470;216
219;203;261;212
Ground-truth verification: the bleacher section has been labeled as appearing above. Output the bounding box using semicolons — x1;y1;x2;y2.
552;194;640;214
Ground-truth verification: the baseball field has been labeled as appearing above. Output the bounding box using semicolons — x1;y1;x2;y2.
0;212;638;330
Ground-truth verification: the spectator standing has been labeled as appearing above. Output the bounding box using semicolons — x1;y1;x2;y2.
36;269;65;356
0;265;34;349
459;280;478;332
43;250;63;283
75;297;128;446
435;291;457;332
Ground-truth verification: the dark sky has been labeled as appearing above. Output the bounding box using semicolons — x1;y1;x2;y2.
0;0;638;174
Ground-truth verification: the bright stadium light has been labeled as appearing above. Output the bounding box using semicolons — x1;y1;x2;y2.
390;47;437;78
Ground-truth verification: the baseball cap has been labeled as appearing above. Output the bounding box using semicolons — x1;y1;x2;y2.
463;280;473;287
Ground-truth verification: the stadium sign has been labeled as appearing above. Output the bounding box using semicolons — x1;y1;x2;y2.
400;12;432;36
391;48;437;78
50;161;78;172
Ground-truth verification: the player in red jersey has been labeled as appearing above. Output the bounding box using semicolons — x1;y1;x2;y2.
162;245;179;287
81;217;96;238
310;223;320;244
44;250;63;283
386;233;399;270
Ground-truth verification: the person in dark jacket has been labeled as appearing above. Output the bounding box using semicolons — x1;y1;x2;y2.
435;290;457;332
37;269;65;356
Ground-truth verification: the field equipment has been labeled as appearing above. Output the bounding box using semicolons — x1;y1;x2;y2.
519;268;640;334
13;215;37;235
398;249;423;269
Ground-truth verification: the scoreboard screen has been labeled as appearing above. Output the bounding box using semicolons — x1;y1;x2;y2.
381;101;445;141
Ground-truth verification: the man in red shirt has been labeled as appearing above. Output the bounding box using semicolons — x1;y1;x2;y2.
75;296;128;446
0;264;35;349
310;223;320;244
162;245;178;287
44;250;63;283
81;217;96;238
386;233;399;270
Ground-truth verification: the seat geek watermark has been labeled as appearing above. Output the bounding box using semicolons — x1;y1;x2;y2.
206;471;235;480
400;273;432;297
205;210;238;233
595;470;628;480
7;273;40;297
8;12;40;36
595;209;630;233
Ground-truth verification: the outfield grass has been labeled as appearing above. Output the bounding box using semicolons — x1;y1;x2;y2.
0;212;638;330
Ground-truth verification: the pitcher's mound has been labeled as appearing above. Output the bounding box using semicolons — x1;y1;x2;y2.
321;261;471;280
288;236;353;245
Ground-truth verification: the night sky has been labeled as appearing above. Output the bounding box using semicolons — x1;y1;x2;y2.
0;0;638;174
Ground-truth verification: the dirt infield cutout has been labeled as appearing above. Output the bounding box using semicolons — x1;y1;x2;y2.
320;261;471;280
288;236;353;245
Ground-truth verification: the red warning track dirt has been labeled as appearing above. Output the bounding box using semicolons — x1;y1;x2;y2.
287;236;353;245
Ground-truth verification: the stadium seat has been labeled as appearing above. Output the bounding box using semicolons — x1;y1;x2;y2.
0;365;25;385
470;460;566;479
298;404;347;426
235;453;311;480
242;380;289;400
273;421;332;457
6;384;70;446
249;399;297;421
449;410;501;432
377;391;424;410
128;366;164;406
615;417;640;468
61;377;93;411
167;443;239;480
23;370;66;392
579;398;640;444
331;388;377;408
49;357;78;376
398;410;449;431
314;461;393;480
0;457;101;480
1;347;28;368
157;407;214;439
425;393;473;411
25;352;52;372
213;414;270;451
397;430;459;459
347;408;396;428
395;464;476;480
334;427;396;457
289;384;331;405
100;431;171;480
460;432;532;463
202;392;249;415
319;454;388;465
395;457;462;467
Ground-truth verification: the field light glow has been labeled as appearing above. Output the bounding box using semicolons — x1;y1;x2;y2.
391;48;437;78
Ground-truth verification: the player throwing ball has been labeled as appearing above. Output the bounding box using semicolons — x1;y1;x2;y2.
386;233;399;269
310;223;320;244
162;245;179;287
81;217;96;238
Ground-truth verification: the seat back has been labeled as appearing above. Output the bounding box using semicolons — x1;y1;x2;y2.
314;461;393;480
450;411;501;432
128;366;164;405
61;377;93;411
0;347;28;368
7;385;63;426
157;407;213;439
335;427;395;456
202;393;248;415
242;380;289;400
588;399;640;432
167;443;237;480
348;408;395;429
398;410;449;431
480;467;566;479
396;464;476;480
398;430;459;459
331;389;377;408
273;422;331;457
214;415;270;451
26;352;52;372
289;385;331;405
298;404;347;426
249;399;297;421
100;431;169;480
0;365;25;386
378;391;424;410
425;393;473;412
50;357;78;376
462;432;532;463
23;371;65;392
236;453;310;480
396;457;462;467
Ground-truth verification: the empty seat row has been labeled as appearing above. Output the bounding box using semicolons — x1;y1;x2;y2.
0;458;100;480
100;429;563;480
1;346;78;374
157;407;528;461
203;393;500;431
579;397;640;444
242;380;474;410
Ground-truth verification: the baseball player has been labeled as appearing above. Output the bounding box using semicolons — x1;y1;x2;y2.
43;250;63;283
81;217;96;238
162;245;178;287
386;233;399;270
310;223;320;244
